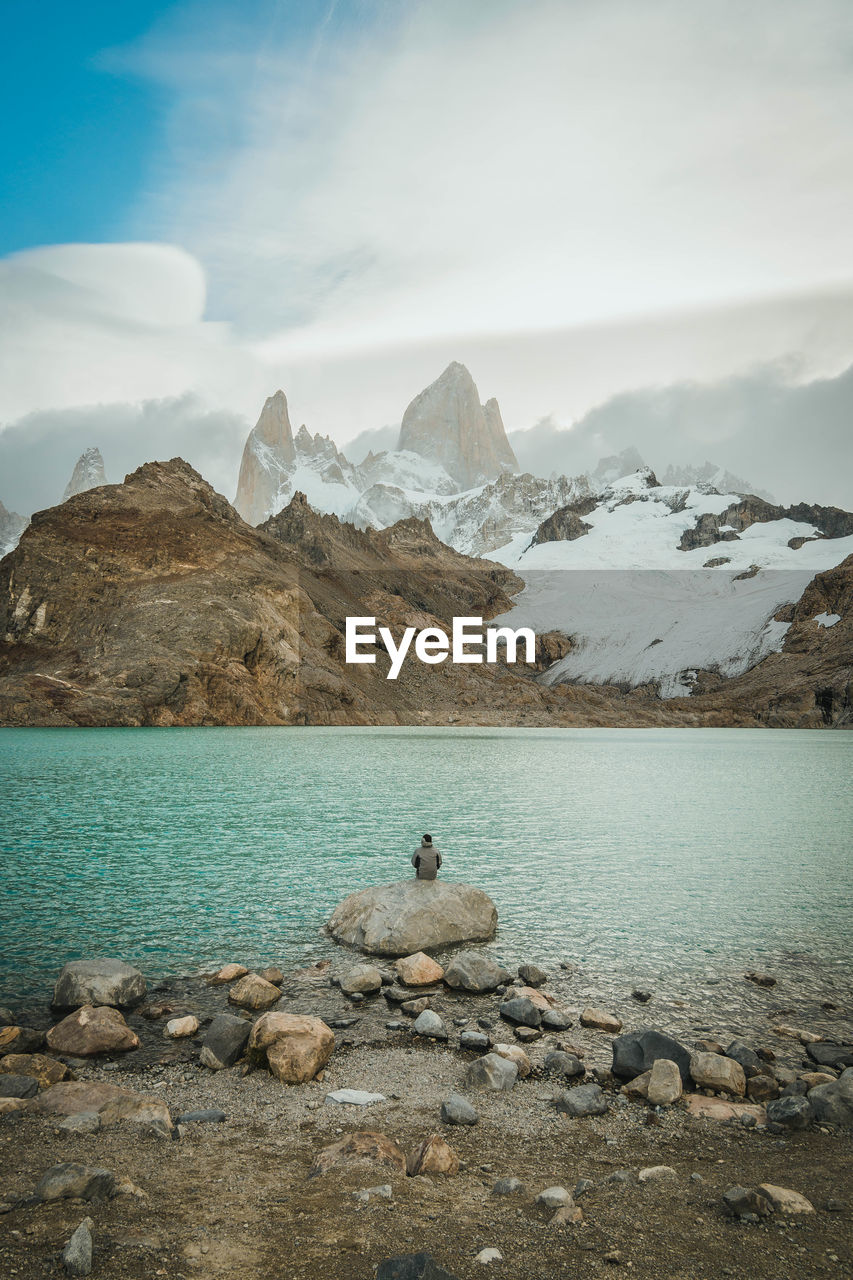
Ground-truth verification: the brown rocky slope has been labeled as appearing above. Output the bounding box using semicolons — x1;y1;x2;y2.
0;459;849;727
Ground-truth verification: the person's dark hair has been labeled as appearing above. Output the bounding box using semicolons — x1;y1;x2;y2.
423;833;432;843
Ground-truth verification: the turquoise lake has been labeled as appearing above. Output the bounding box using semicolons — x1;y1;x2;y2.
0;727;851;1006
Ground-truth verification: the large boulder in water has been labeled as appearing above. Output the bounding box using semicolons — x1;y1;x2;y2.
327;880;497;957
53;959;146;1010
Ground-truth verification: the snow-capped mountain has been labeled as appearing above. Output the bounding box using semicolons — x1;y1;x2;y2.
490;469;853;696
62;447;106;501
0;500;27;558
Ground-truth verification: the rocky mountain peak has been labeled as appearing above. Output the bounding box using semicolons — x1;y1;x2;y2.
234;391;296;526
62;447;106;502
398;362;518;491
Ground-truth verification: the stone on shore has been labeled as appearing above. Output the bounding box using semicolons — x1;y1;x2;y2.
46;1006;140;1057
395;953;445;987
443;953;510;993
580;1007;622;1034
765;1095;813;1130
406;1134;459;1176
646;1058;682;1106
340;964;384;996
555;1083;608;1118
807;1043;853;1070
725;1039;764;1078
166;1015;199;1039
310;1130;406;1178
536;1186;573;1209
0;1053;69;1088
685;1095;765;1124
492;1043;531;1078
518;963;548;987
758;1184;815;1214
227;972;282;1011
61;1217;94;1277
498;997;541;1028
412;1010;447;1041
0;1074;38;1099
375;1253;458;1280
541;1009;573;1030
208;963;249;985
35;1163;115;1203
543;1051;583;1079
689;1051;746;1096
463;1053;518;1092
611;1028;692;1084
53;960;146;1010
200;1014;252;1070
441;1093;479;1125
0;1097;31;1114
807;1068;853;1126
327;880;497;956
30;1080;170;1133
459;1031;490;1052
248;1012;334;1083
0;1026;45;1055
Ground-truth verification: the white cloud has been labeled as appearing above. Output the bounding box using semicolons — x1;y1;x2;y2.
126;0;853;352
0;242;270;424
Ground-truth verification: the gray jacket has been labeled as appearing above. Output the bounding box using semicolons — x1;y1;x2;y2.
412;841;442;881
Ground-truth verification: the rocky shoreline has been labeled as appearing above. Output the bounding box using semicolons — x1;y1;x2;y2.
1;945;851;1280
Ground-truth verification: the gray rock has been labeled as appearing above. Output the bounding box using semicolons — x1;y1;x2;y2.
543;1051;583;1079
384;984;442;1004
766;1095;814;1130
58;1112;101;1134
35;1163;115;1204
175;1109;227;1124
375;1254;459;1280
536;1185;572;1209
498;997;541;1028
631;989;652;1003
199;1014;251;1070
808;1068;853;1127
725;1039;764;1078
541;1009;573;1031
463;1053;518;1092
440;1093;478;1125
386;1021;407;1031
518;963;548;987
0;1007;15;1025
354;1184;393;1203
459;1031;490;1052
0;1074;38;1099
555;1083;608;1118
806;1043;853;1070
53;960;146;1010
339;964;383;996
492;1176;524;1195
611;1028;691;1084
781;1080;808;1097
412;1010;447;1040
327;880;497;957
442;952;511;994
61;1217;93;1277
722;1185;773;1218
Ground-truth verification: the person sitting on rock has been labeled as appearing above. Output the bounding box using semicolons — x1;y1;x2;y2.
412;833;442;881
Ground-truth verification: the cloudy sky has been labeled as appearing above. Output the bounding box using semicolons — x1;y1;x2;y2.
2;0;853;513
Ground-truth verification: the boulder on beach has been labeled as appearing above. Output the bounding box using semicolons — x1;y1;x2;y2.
326;879;497;957
46;1005;140;1057
52;959;146;1010
248;1012;334;1083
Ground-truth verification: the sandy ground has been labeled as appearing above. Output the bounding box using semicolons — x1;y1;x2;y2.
1;958;851;1280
